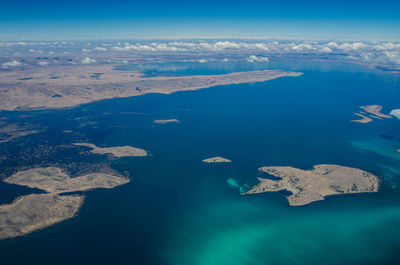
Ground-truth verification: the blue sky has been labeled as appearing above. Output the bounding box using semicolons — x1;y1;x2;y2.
1;0;399;40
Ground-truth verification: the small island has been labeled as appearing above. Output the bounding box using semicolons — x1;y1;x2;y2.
351;113;373;123
242;164;379;206
4;167;129;193
73;143;147;157
351;105;392;123
202;157;232;163
0;167;129;240
153;119;180;124
361;105;392;118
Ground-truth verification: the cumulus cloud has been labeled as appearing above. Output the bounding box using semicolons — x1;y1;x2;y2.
390;109;400;119
2;60;22;69
94;47;107;51
81;57;96;64
247;55;269;63
320;47;332;53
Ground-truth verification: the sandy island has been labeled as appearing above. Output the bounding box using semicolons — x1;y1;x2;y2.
0;167;129;239
153;119;180;124
0;64;302;111
351;105;392;123
351;113;373;123
202;157;232;163
73;143;147;157
242;164;379;206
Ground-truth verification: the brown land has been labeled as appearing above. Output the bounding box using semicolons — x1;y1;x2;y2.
0;167;129;239
202;157;232;163
4;167;130;193
351;105;392;123
242;164;379;206
153;119;180;124
0;64;302;111
73;143;147;157
0;194;84;240
351;113;373;123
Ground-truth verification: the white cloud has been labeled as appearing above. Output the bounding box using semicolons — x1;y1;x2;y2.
247;55;269;63
81;57;96;64
320;47;332;53
390;109;400;119
37;61;49;66
2;60;22;69
197;59;208;63
94;47;107;51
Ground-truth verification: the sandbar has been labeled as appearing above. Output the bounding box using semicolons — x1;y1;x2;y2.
153;119;180;124
242;164;379;206
360;105;392;119
351;113;373;123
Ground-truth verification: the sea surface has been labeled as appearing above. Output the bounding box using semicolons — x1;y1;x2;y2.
1;60;400;265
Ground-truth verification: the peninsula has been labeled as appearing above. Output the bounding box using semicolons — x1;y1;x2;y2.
0;167;129;239
0;65;302;111
242;164;379;206
73;143;147;157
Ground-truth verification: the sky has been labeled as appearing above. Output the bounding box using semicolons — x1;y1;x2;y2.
1;0;400;41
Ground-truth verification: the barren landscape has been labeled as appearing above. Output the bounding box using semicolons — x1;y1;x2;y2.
0;64;302;111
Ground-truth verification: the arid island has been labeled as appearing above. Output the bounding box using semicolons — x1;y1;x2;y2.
0;64;302;111
202;157;232;163
242;164;379;206
351;105;392;123
73;143;147;157
0;167;129;240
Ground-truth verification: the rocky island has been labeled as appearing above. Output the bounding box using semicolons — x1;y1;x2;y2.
0;167;129;239
202;157;232;163
242;164;379;206
73;143;147;157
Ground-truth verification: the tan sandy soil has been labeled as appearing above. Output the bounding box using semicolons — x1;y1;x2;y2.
242;164;379;206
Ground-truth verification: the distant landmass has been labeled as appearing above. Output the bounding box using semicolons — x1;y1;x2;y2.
0;65;302;111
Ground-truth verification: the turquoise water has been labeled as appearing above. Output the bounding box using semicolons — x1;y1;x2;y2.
0;60;400;264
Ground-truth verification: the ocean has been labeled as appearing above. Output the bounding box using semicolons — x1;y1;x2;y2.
0;60;399;265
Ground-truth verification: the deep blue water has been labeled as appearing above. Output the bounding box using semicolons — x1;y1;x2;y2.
0;60;400;265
